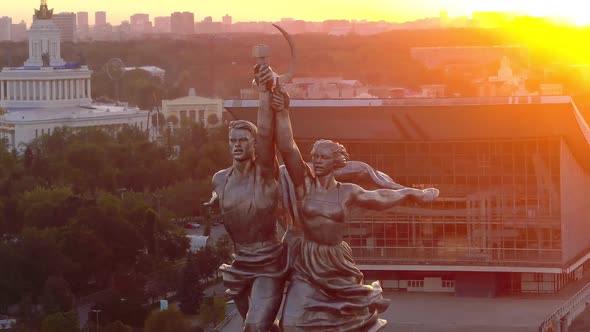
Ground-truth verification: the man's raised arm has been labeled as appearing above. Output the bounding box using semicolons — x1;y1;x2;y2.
254;64;277;178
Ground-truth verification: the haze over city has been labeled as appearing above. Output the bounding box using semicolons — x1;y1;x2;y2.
3;0;590;25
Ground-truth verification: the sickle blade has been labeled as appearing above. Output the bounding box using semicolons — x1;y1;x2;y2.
272;24;296;85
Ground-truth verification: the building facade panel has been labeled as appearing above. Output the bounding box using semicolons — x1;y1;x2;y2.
560;139;590;265
295;138;562;267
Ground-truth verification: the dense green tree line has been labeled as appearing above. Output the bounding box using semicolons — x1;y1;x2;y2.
0;124;233;330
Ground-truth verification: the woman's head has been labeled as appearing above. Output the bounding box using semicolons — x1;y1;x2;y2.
310;139;349;176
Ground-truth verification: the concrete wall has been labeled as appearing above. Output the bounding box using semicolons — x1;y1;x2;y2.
560;139;590;265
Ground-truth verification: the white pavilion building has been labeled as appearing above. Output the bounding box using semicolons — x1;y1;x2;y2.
0;1;149;150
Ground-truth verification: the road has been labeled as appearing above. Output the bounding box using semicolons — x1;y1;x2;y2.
185;223;228;242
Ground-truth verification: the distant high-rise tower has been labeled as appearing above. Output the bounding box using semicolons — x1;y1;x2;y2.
11;20;27;41
222;14;232;32
77;12;89;40
95;11;106;26
130;13;150;34
53;12;77;42
171;12;194;35
0;17;12;41
154;16;171;33
77;11;88;26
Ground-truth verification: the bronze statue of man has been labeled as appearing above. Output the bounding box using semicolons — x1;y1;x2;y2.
206;65;286;332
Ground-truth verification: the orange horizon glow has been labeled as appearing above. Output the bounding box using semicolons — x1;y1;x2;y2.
2;0;589;27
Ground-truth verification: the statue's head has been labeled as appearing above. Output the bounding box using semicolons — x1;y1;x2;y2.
310;139;349;176
228;120;257;162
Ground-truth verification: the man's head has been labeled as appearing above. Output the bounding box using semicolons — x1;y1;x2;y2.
228;120;257;162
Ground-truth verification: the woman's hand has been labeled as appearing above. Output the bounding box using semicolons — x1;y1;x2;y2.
420;188;439;202
271;86;290;112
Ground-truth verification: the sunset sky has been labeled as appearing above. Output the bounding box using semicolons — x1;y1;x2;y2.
4;0;589;25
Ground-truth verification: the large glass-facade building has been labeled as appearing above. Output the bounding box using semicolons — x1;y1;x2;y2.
224;96;590;295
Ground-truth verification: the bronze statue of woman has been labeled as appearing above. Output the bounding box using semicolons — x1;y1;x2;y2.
262;68;439;331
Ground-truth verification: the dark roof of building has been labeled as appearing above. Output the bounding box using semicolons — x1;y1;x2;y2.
224;96;590;172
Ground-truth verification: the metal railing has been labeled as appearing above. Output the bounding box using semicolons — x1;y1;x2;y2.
215;309;238;331
538;280;590;332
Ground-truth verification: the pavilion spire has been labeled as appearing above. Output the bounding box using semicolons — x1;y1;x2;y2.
34;0;53;20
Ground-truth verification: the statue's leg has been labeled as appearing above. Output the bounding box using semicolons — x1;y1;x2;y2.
233;285;251;321
243;276;284;332
279;278;314;332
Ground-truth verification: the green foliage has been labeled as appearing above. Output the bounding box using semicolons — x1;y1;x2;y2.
194;248;220;281
178;253;204;315
144;307;191;332
203;223;211;237
214;234;233;265
207;113;220;127
0;242;24;311
40;276;75;314
18;186;74;228
18;228;75;298
103;320;133;332
41;311;79;332
161;180;210;219
120;69;164;110
199;296;226;326
152;261;181;299
90;290;148;328
144;208;159;255
0;110;231;311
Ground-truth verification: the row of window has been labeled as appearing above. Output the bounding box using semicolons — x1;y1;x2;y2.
33;122;144;139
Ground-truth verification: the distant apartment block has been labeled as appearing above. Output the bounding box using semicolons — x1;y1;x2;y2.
11;20;27;41
93;23;112;41
53;13;77;42
95;11;106;26
77;12;88;26
116;21;131;40
130;13;150;34
222;14;232;32
171;12;194;35
410;46;530;70
196;16;222;34
0;17;11;41
77;12;89;40
154;16;171;33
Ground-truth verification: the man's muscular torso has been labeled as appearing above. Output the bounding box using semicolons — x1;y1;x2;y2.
212;165;279;245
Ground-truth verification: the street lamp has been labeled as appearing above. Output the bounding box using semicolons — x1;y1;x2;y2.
117;187;127;199
153;193;163;259
91;309;101;332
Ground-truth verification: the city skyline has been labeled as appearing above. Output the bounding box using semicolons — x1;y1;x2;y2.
2;0;589;26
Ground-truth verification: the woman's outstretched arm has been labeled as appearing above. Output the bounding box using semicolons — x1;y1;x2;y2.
346;183;439;211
